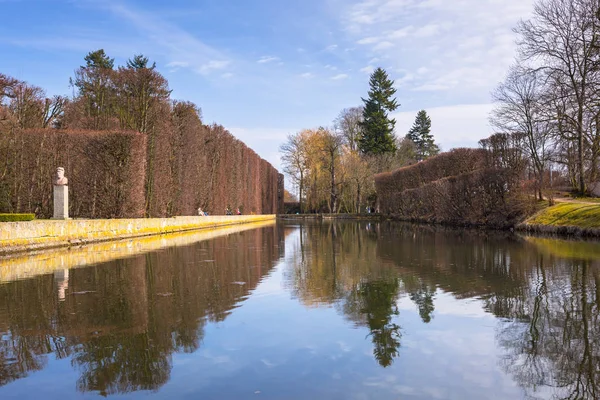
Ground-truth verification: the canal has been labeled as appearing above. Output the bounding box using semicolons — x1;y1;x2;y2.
0;221;598;399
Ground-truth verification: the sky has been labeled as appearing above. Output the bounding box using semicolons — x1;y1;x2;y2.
0;0;535;172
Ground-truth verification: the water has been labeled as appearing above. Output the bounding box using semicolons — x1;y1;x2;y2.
0;221;598;399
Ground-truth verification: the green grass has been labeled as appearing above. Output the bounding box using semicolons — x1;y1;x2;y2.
0;213;35;222
527;203;600;228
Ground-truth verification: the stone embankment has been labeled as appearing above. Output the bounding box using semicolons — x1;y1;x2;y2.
0;219;276;282
0;215;275;254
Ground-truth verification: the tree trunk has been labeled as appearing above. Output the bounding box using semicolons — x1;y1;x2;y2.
299;171;304;214
578;124;586;195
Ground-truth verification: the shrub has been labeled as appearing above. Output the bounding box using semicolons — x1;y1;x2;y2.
0;213;35;222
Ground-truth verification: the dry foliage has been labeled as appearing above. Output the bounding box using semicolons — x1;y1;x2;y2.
0;129;146;218
375;149;531;227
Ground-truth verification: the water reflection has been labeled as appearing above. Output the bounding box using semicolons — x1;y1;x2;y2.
1;221;600;399
0;224;285;395
285;222;600;398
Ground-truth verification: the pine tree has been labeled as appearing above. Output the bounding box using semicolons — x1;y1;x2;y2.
358;68;399;155
83;49;114;69
406;110;439;161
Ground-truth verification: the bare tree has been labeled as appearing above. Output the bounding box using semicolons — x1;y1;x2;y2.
42;95;68;128
280;132;309;212
515;0;600;194
491;66;554;200
319;128;345;213
334;107;363;152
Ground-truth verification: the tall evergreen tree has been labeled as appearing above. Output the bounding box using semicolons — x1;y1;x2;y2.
406;110;439;161
72;49;116;130
358;68;399;155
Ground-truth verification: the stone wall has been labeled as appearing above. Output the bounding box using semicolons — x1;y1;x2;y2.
0;219;276;281
0;215;275;254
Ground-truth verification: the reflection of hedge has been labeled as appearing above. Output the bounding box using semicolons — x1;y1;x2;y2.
375;150;529;228
0;213;35;222
0;126;283;219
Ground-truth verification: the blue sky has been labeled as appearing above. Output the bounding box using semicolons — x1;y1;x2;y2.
0;0;534;171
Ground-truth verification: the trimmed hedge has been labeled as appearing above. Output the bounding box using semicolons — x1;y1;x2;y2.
0;126;284;219
0;213;35;222
375;149;532;228
374;148;486;195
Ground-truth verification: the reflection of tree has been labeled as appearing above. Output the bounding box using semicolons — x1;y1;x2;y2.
497;258;600;399
72;334;171;396
0;336;47;387
287;222;403;367
0;225;285;395
408;284;435;323
346;280;402;367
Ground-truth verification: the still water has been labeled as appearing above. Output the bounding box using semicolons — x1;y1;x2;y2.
0;221;598;399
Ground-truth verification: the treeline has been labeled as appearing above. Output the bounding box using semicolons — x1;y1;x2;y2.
0;51;283;218
490;0;600;198
280;67;440;214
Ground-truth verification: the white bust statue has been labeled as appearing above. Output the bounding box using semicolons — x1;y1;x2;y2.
55;167;68;186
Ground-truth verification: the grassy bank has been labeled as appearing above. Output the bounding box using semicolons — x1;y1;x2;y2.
518;202;600;237
527;203;600;228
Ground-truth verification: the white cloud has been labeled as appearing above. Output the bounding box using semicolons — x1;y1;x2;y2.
331;73;349;80
360;65;375;74
300;72;314;79
195;60;230;74
257;56;280;64
167;61;189;68
340;0;535;94
373;41;394;51
324;44;338;51
357;37;379;45
101;2;233;76
389;26;412;39
413;23;441;38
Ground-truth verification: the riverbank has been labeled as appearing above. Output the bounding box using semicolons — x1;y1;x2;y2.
517;202;600;237
0;215;275;254
278;213;382;221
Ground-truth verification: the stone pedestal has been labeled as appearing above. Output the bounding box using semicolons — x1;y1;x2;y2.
53;185;69;219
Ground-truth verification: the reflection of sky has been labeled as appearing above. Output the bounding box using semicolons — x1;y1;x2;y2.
1;265;524;400
0;228;531;400
165;273;524;399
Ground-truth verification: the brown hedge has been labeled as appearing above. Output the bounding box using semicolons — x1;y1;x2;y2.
0;125;283;218
375;149;531;228
374;148;487;195
0;129;146;219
